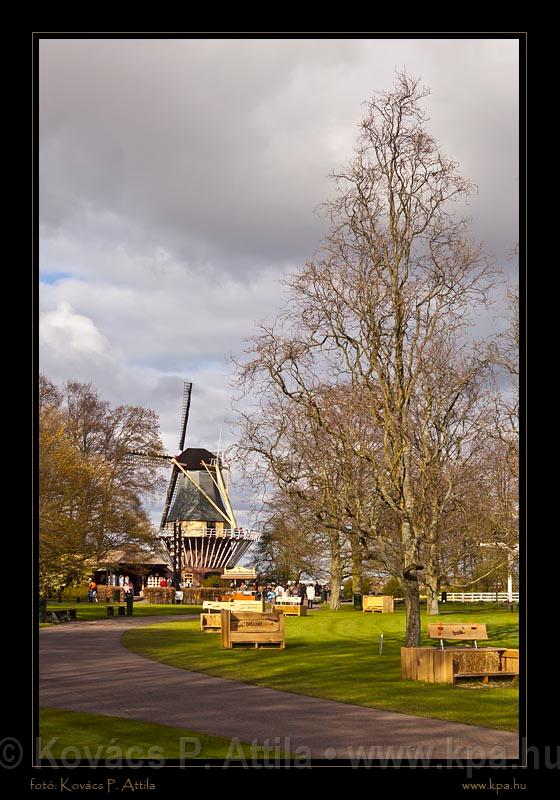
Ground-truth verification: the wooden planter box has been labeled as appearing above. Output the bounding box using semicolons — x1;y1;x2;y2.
220;610;285;649
401;647;519;684
363;595;394;613
272;603;307;616
200;612;222;633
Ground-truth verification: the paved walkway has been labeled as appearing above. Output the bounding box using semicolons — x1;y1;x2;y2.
40;617;519;760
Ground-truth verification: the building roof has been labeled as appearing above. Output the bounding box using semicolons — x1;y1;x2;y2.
99;546;171;567
175;448;220;470
167;470;229;523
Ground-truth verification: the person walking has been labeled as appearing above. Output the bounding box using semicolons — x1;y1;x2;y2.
306;583;316;609
88;579;98;604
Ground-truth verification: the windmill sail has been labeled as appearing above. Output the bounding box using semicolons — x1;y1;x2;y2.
178;382;192;452
159;382;192;530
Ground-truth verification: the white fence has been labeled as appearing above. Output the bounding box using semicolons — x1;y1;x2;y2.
442;592;519;603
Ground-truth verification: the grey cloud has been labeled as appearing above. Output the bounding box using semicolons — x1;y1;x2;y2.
39;37;520;528
40;38;519;274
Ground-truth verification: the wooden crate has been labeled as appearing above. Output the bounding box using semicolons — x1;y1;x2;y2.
200;612;222;633
501;648;519;674
272;603;307;616
401;647;519;684
363;595;394;613
453;649;501;675
401;647;454;683
221;610;285;649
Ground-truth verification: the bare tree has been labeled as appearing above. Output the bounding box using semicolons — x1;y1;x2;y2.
489;286;519;479
235;387;358;610
236;74;497;645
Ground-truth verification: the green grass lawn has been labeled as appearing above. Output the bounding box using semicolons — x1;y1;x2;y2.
44;602;202;621
39;707;265;761
123;604;519;732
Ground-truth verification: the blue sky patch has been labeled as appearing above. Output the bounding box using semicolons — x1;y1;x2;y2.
40;271;73;284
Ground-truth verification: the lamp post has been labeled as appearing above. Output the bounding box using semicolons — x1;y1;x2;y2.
173;521;181;588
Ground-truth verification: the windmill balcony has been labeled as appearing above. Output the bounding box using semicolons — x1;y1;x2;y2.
159;526;260;541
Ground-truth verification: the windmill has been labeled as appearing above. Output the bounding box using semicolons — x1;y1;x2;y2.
128;381;259;587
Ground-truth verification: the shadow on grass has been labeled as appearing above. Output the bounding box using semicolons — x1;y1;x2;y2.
122;606;519;732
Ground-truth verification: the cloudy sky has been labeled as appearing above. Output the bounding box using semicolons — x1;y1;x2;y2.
39;36;520;524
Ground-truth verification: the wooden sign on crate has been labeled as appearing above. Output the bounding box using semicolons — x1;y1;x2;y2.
220;609;285;649
427;622;488;642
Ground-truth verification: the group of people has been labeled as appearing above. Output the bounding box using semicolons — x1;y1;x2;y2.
264;582;324;609
87;577;135;602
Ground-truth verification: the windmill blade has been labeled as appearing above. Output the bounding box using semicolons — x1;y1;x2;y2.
124;450;173;467
159;381;192;530
159;464;180;530
178;382;193;453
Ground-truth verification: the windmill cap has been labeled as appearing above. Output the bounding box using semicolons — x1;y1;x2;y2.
175;448;220;470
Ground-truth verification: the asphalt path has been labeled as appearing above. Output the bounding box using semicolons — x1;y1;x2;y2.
40;616;519;761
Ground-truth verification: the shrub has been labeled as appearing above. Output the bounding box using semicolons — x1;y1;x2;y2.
342;580;353;600
97;586;124;603
201;574;222;587
142;587;175;604
382;576;404;597
61;585;89;601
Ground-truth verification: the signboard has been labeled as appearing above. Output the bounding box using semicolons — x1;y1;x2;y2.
220;610;285;649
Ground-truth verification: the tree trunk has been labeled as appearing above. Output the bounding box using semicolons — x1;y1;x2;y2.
425;570;439;616
424;542;439;616
402;519;421;646
329;531;342;610
402;574;421;646
351;534;363;596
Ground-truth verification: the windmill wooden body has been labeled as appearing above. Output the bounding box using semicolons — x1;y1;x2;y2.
129;383;258;586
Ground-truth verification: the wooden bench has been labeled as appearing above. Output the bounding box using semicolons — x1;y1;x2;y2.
200;611;222;633
401;622;518;684
272;597;307;616
220;609;285;649
363;595;394;613
106;605;126;617
202;599;265;613
45;609;77;623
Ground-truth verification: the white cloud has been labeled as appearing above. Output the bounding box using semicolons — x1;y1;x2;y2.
40;301;112;358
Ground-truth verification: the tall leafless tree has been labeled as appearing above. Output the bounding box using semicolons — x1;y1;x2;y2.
236;74;497;645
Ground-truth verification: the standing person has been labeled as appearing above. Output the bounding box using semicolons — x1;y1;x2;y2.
88;579;97;603
160;577;167;587
306;583;315;609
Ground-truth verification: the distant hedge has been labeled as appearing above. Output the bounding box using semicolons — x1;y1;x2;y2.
96;585;125;602
142;587;175;604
